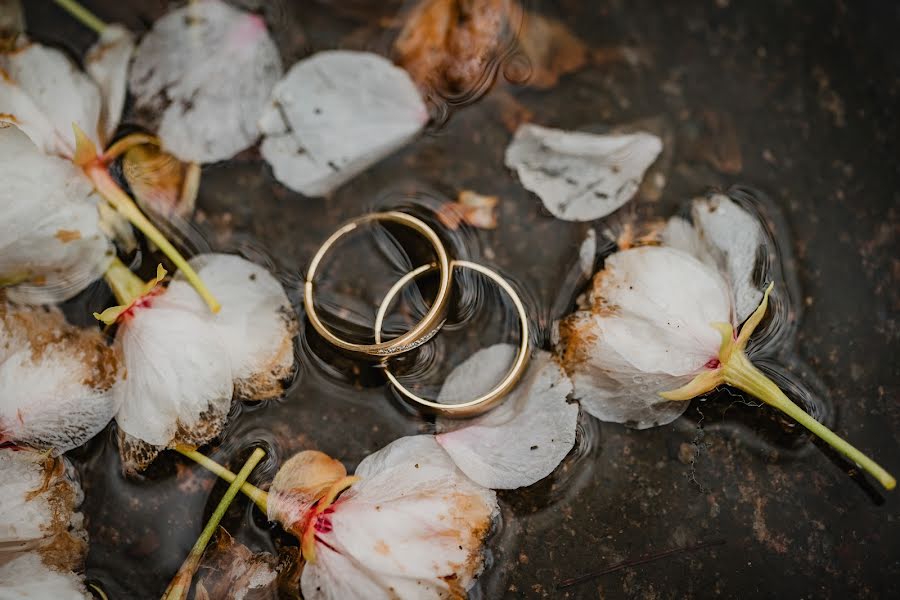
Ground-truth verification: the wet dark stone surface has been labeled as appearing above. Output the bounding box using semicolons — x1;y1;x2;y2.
24;0;899;598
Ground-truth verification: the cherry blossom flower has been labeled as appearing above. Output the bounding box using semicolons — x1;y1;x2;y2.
258;50;429;197
0;448;89;598
94;254;296;472
129;0;283;163
505;124;663;222
556;242;894;489
434;344;579;489
1;301;121;452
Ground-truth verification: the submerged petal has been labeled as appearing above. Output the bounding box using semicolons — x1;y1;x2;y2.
0;303;121;452
662;193;766;323
164;253;298;400
504;124;662;222
129;0;282;163
0;42;103;156
85;24;134;142
556;246;733;428
114;300;233;462
259;50;428;197
301;435;498;600
194;529;280;600
0;449;87;573
436;344;578;489
0;125;112;304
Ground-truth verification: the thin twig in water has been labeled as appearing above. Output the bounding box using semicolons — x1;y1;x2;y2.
557;539;726;590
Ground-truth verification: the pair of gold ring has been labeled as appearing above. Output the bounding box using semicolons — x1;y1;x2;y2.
304;211;530;417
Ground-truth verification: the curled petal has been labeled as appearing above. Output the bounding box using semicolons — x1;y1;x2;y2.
194;529;280;600
505;124;663;222
302;436;498;600
1;303;121;452
436;345;578;489
268;450;346;537
0;125;112;304
164;253;298;400
129;0;282;163
85;24;133;142
259;50;428;197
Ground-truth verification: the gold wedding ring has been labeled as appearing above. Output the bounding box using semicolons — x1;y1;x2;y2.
304;211;451;357
374;260;531;417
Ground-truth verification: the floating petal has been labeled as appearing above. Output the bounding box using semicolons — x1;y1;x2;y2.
129;0;282;163
0;552;89;600
0;125;112;304
436;345;578;489
0;303;121;452
268;450;346;538
505;124;662;222
259;50;428;196
85;24;134;142
301;435;498;599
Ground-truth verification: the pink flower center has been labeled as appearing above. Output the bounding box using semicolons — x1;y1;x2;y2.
313;506;335;534
704;358;721;369
118;289;162;323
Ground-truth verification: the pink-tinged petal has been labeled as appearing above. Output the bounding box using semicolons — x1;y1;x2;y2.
0;125;112;304
129;0;282;163
302;436;498;600
0;303;121;452
164;253;298;400
268;450;347;538
556;246;732;428
0;42;103;156
85;24;134;142
504;124;662;222
0;449;87;574
259;51;428;197
436;345;578;489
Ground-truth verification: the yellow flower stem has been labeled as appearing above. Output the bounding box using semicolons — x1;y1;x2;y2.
724;351;896;491
103;256;146;306
161;447;266;600
174;446;269;513
86;165;220;313
52;0;106;35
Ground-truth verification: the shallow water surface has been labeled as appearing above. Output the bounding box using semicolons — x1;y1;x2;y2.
23;0;900;598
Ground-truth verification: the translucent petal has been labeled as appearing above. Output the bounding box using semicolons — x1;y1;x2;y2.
0;42;103;156
129;0;282;163
301;435;498;600
0;125;112;305
504;124;662;222
436;345;578;489
0;303;121;452
259;50;428;196
85;24;134;142
164;253;298;400
113;301;233;449
556;246;733;428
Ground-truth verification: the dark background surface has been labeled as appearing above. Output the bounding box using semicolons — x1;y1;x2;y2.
24;0;899;598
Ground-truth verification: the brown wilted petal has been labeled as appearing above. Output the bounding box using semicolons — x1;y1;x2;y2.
437;189;499;230
195;529;279;600
122;143;199;220
516;10;589;89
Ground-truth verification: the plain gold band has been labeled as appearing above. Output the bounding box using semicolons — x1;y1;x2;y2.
374;260;530;417
304;211;451;357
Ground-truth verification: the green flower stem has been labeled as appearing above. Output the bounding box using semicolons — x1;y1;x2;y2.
103;257;146;306
87;164;221;313
52;0;106;34
724;352;896;491
161;447;266;600
174;446;269;513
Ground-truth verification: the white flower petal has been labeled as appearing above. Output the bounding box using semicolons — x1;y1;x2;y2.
129;0;282;163
0;553;89;600
504;124;662;222
259;50;428;196
85;24;134;142
165;253;297;400
556;246;733;428
0;449;87;572
435;345;578;489
0;303;120;452
302;435;498;600
0;125;112;305
0;42;103;156
663;194;765;323
114;302;232;449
